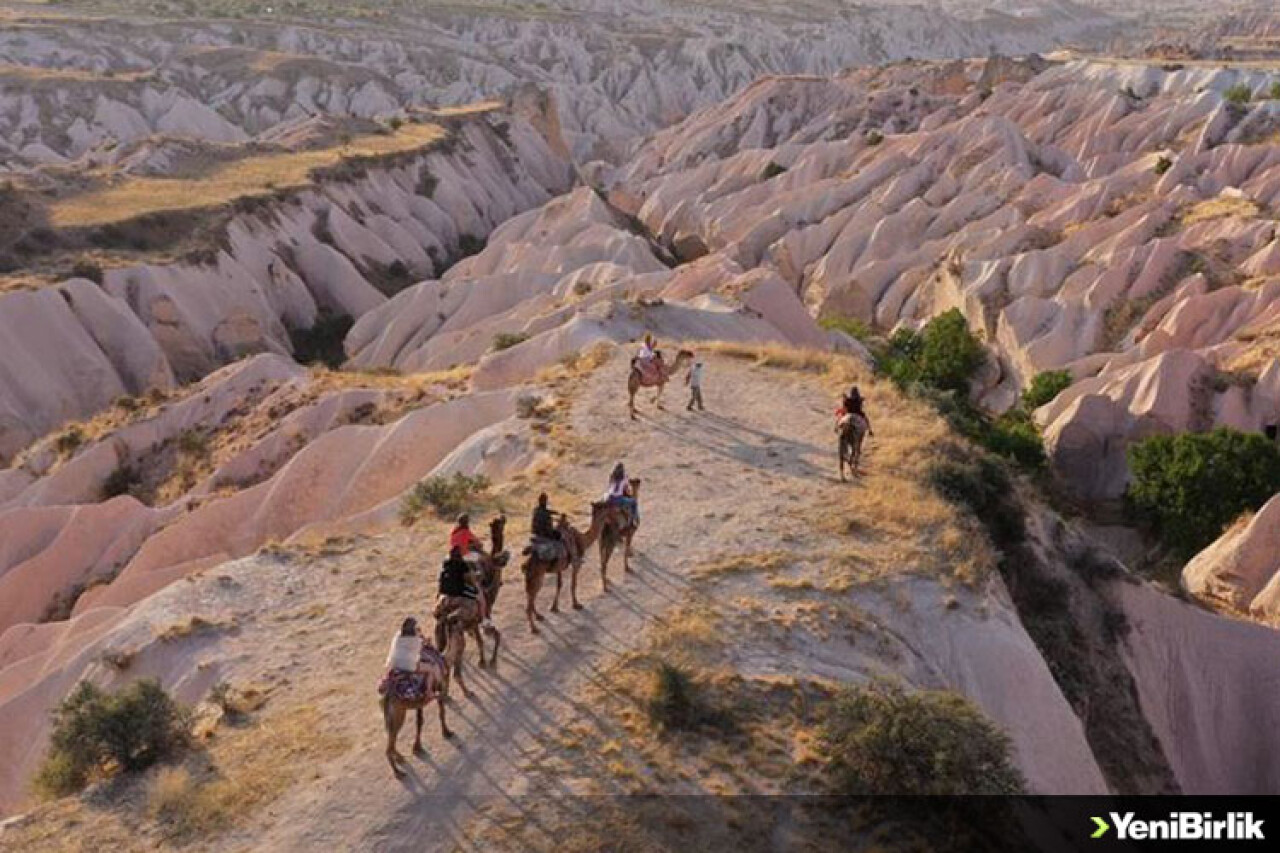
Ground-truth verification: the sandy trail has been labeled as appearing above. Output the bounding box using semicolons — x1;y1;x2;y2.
227;352;844;852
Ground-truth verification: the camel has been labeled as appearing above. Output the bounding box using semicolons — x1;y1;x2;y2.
837;413;870;481
380;623;464;778
598;478;640;590
521;500;625;633
628;348;694;419
434;515;507;668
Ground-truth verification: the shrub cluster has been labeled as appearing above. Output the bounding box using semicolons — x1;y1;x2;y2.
288;310;354;369
1126;428;1280;558
399;472;491;524
818;680;1025;795
875;311;1049;470
35;679;190;797
491;331;531;352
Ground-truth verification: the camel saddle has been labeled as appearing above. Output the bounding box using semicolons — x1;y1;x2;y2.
434;594;479;624
634;357;663;384
379;647;444;702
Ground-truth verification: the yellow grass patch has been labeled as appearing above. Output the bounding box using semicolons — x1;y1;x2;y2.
1179;195;1263;227
49;122;446;228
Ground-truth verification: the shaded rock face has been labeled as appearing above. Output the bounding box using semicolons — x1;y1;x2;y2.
604;58;1280;500
0;109;574;465
0;2;1122;165
1183;493;1280;622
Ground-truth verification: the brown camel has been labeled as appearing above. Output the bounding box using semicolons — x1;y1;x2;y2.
434;515;507;668
599;478;640;590
380;624;464;778
628;348;694;419
521;501;625;634
837;413;871;481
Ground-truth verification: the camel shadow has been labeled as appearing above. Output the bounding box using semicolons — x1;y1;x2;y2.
641;411;828;480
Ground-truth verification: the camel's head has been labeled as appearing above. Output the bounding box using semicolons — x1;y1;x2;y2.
677;349;694;361
628;477;642;497
490;515;507;534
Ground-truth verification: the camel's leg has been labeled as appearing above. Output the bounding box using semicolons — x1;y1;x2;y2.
454;653;470;699
525;564;543;634
623;531;634;573
434;618;446;653
654;383;665;410
838;436;846;482
600;539;613;592
550;563;563;613
438;691;453;739
472;624;485;668
628;379;638;420
487;625;501;666
569;558;583;610
413;707;425;755
385;698;406;776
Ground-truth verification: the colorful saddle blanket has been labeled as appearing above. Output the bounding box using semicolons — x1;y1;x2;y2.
378;646;446;702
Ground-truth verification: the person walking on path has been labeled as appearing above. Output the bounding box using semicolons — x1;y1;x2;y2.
685;359;705;412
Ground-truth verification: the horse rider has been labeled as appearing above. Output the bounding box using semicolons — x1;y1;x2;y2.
836;385;874;436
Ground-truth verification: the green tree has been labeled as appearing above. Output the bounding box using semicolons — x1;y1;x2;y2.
1022;369;1073;410
1127;428;1280;558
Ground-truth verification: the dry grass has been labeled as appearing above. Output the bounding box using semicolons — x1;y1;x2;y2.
1179;195;1263;227
50;122;446;227
154;615;233;642
8;702;350;850
694;551;789;578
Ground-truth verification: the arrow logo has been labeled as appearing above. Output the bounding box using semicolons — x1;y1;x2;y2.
1091;816;1110;839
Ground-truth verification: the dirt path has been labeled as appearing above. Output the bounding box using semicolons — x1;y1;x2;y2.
219;352;845;852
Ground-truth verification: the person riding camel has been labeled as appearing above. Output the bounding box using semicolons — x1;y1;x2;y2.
436;544;491;629
530;491;578;566
386;616;425;674
531;492;559;542
447;514;492;621
633;334;664;381
604;462;638;528
449;514;485;557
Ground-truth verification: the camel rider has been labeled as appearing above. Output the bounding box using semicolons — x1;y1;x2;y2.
437;544;492;628
386;617;425;674
531;492;559;542
449;514;485;558
604;462;639;528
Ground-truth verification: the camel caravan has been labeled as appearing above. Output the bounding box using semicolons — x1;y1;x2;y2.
380;338;869;774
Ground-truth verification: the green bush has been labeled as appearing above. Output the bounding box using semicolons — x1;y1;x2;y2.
1154;155;1173;176
864;129;884;146
819;681;1025;795
928;455;1026;549
918;310;986;394
399;472;491;524
288;310;354;369
1271;81;1280;101
491;331;530;352
1022;369;1073;410
1126;428;1280;558
760;161;787;180
1224;83;1252;105
102;464;142;500
34;679;190;798
879;310;985;396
